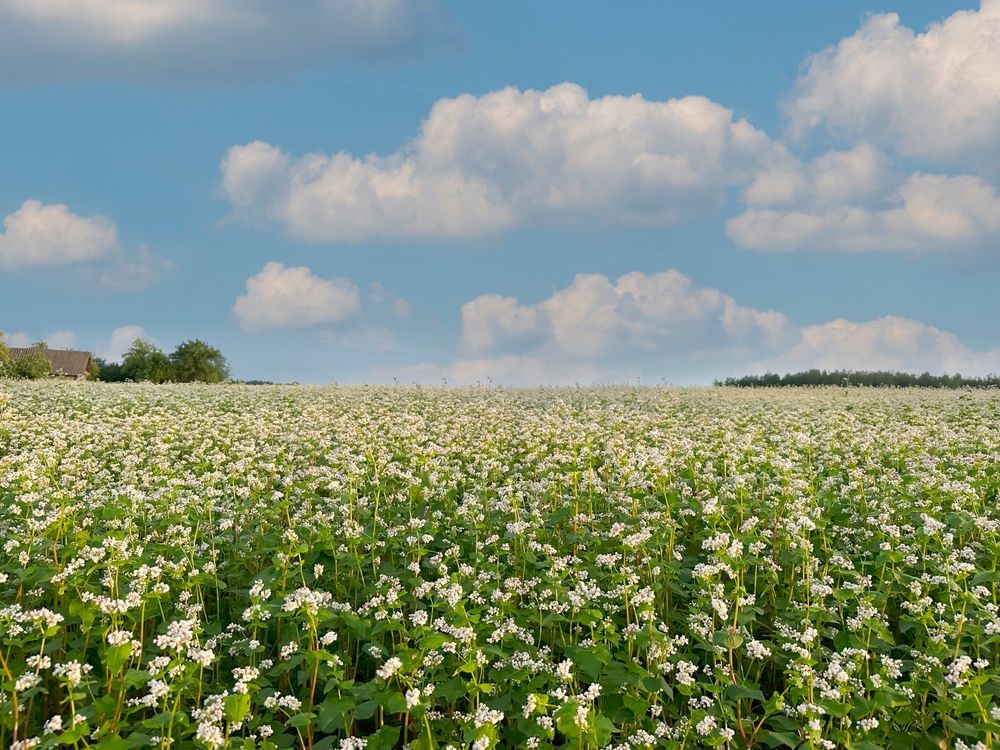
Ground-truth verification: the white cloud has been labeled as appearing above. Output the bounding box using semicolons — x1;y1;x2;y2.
4;332;31;348
45;330;77;349
98;325;149;362
742;144;891;208
729;143;1000;253
461;294;543;351
233;262;361;331
319;326;396;352
221;83;785;241
0;200;168;284
0;0;455;83
0;200;118;270
368;282;411;318
786;2;1000;167
449;268;1000;383
757;317;1000;375
3;330;81;349
96;246;174;290
462;269;794;358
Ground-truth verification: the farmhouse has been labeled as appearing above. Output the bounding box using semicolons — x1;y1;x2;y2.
9;347;93;379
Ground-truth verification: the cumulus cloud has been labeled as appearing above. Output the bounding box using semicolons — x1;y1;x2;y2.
447;268;1000;384
0;0;455;83
45;330;77;349
462;269;794;358
461;294;543;351
319;326;396;352
757;317;1000;375
786;2;1000;167
4;329;78;349
0;200;118;270
728;146;1000;252
233;262;361;331
221;83;785;241
96;246;174;291
0;199;170;286
741;144;891;208
4;332;31;348
98;325;149;362
368;282;411;318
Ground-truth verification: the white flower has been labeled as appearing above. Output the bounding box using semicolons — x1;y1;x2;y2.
43;715;63;734
696;715;717;736
377;656;402;680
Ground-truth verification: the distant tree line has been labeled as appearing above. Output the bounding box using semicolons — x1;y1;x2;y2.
93;339;230;383
716;369;1000;389
1;333;230;383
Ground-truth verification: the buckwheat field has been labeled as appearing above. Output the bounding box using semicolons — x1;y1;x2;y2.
3;382;1000;750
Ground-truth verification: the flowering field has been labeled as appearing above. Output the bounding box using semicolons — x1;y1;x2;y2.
2;383;1000;750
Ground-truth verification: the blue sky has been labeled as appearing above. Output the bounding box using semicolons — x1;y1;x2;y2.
2;0;998;384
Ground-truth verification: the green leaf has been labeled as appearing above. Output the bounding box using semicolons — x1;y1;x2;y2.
714;629;744;649
594;713;616;747
318;696;353;733
555;700;583;740
434;676;466;703
69;600;96;631
355;699;380;720
384;690;407;715
726;684;765;702
947;717;981;737
763;730;802;748
56;724;88;745
124;669;148;689
105;644;134;674
286;713;312;729
368;725;401;750
95;735;128;750
224;693;252;724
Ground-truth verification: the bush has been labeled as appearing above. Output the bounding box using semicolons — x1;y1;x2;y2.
0;338;11;378
13;350;52;379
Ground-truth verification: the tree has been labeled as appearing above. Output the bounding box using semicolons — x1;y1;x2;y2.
121;339;174;383
92;357;126;382
13;347;51;379
170;339;230;383
0;333;11;378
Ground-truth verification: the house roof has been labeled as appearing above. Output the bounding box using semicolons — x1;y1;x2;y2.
9;347;92;377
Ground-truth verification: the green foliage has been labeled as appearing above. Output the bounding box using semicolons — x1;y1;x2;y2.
169;339;230;383
120;338;175;383
3;384;1000;747
92;357;127;382
96;338;231;384
0;332;11;377
718;368;1000;389
12;347;51;379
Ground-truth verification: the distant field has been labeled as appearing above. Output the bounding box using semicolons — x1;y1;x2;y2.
2;382;999;749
